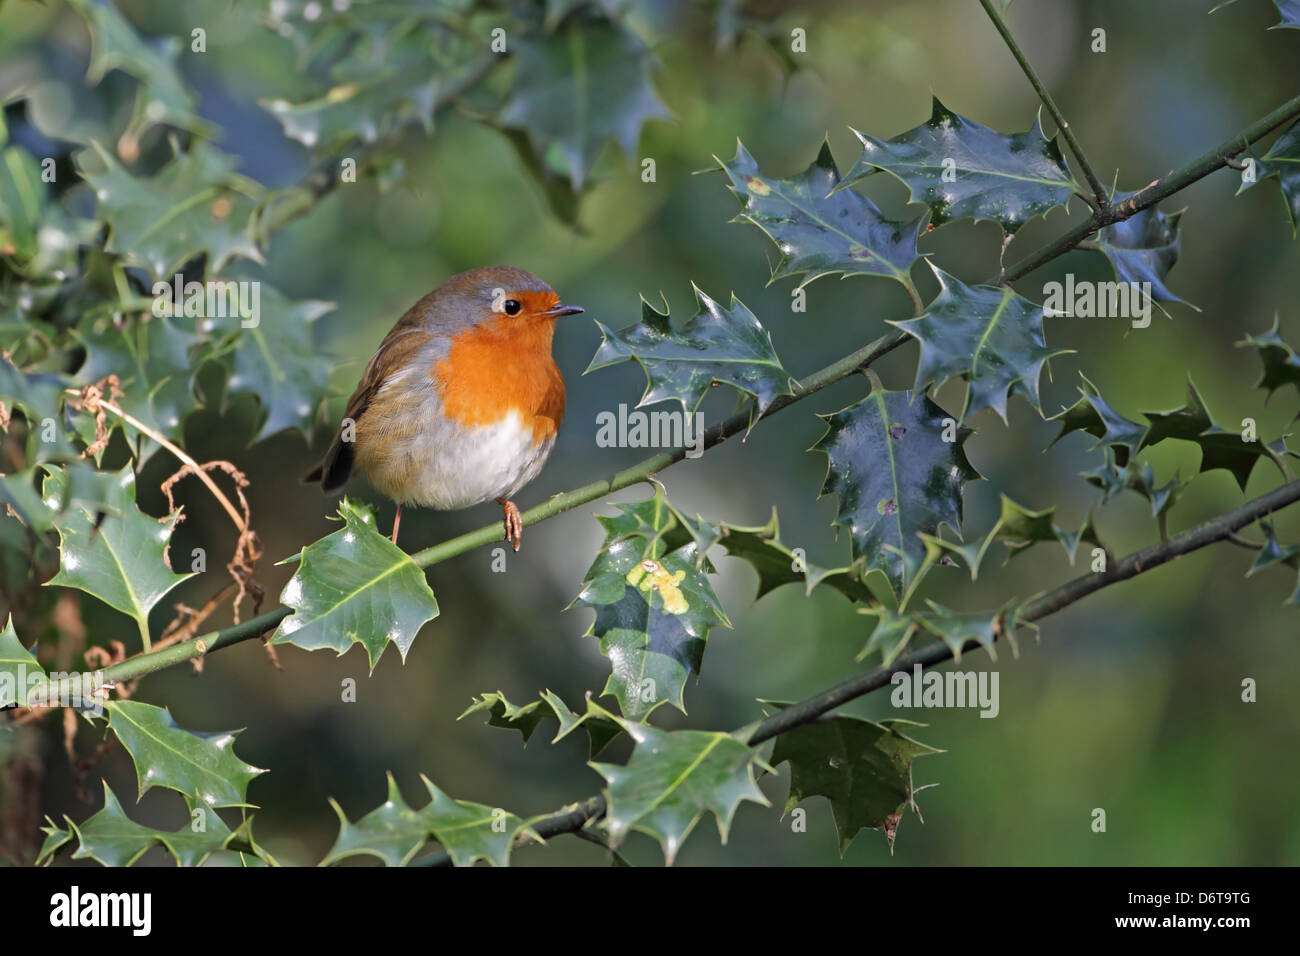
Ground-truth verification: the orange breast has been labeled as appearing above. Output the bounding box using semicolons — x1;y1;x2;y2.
434;307;565;443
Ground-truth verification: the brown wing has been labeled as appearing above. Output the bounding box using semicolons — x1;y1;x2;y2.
308;324;434;492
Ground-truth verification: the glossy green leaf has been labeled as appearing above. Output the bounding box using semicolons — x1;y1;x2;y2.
216;285;334;443
717;139;923;291
44;466;192;648
587;288;794;420
74;313;203;453
1237;119;1300;232
767;707;940;854
1238;318;1300;404
67;0;208;136
75;140;264;281
323;773;534;867
500;19;670;191
1142;378;1285;490
1245;522;1300;605
892;265;1062;421
0;615;43;709
66;783;235;867
460;689;622;758
1096;198;1187;307
272;499;440;671
0;356;80;463
593;715;768;865
570;494;730;721
105;700;264;810
1048;373;1146;465
36;817;72;864
842;98;1077;233
1085;451;1185;519
813;377;980;597
710;508;877;604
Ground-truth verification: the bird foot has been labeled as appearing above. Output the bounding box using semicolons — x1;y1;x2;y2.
496;498;522;551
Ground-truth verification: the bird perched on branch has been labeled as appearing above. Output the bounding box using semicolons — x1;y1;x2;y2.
304;266;583;550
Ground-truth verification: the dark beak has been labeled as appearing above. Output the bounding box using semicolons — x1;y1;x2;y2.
546;303;584;317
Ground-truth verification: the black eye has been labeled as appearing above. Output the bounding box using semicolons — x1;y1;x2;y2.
503;299;521;315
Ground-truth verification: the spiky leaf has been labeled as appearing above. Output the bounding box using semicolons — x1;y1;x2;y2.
892;265;1061;421
716;140;923;290
460;689;622;758
767;707;940;853
323;773;533;867
44;467;192;647
813;379;980;597
1096;198;1187;307
499;20;670;191
76;140;264;281
586;289;793;420
0;616;43;708
593;716;768;865
67;784;234;867
105;700;264;810
570;494;730;721
1048;373;1146;465
842;98;1077;233
272;499;440;671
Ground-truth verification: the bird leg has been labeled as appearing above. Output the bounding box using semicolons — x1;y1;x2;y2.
496;498;523;551
390;502;403;545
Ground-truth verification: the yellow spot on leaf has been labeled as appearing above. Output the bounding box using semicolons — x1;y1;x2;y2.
625;559;689;615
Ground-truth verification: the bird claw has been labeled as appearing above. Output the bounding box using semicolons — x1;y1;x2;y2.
497;498;523;551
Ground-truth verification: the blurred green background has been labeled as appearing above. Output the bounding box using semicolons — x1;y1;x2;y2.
2;0;1298;866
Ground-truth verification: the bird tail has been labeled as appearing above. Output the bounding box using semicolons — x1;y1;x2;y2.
302;432;354;492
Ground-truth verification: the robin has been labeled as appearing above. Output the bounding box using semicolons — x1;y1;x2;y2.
303;266;583;550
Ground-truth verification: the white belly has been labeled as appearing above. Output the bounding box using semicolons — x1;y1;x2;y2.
359;406;556;510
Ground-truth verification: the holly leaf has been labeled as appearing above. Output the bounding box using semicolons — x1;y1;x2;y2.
260;26;442;152
858;607;923;665
1213;0;1300;30
586;288;793;420
44;466;192;648
1096;198;1187;308
716;140;923;292
570;494;730;721
76;140;264;281
104;700;264;810
1245;522;1300;605
460;689;622;758
593;715;768;865
67;783;235;867
74;313;203;452
323;773;534;867
916;600;1017;661
0;356;80;463
1237;119;1300;233
500;19;671;192
1048;373;1147;465
892;265;1063;421
1085;452;1185;519
1238;318;1300;404
36;817;72;865
986;494;1101;566
272;499;439;670
0;615;43;708
67;0;208;136
841;97;1077;234
217;284;334;443
710;508;877;604
813;377;980;597
1142;378;1284;490
766;706;940;854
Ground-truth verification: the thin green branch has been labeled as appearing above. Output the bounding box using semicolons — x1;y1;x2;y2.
1001;91;1300;284
419;477;1300;864
978;0;1110;209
